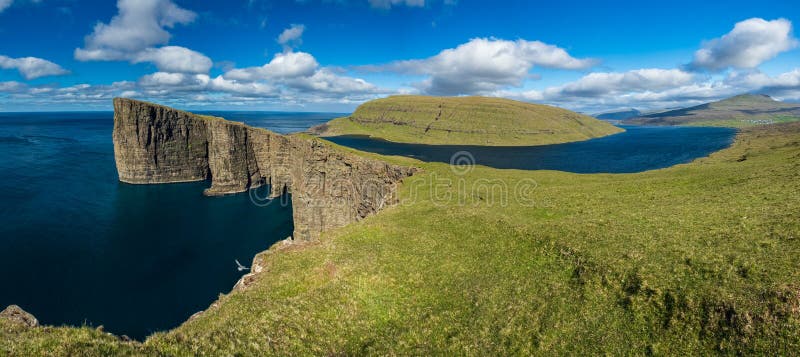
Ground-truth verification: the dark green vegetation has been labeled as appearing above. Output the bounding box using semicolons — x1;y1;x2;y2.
310;95;623;146
3;121;800;355
625;94;800;127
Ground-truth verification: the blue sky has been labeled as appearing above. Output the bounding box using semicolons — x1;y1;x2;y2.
0;0;798;112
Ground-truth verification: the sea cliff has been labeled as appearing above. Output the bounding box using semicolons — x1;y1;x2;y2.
113;98;417;241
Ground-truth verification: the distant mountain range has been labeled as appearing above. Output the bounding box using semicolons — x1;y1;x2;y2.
623;94;800;127
594;109;642;120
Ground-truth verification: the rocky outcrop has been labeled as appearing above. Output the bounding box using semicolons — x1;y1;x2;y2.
113;98;417;241
0;305;38;327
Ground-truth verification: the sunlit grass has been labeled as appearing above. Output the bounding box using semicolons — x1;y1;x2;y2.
314;95;623;146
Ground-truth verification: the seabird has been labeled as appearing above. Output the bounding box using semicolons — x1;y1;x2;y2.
235;259;250;272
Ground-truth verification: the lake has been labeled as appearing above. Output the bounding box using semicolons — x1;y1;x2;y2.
326;125;737;173
0;113;735;340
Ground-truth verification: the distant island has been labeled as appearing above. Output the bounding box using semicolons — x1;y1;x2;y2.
624;94;800;127
594;108;642;121
310;95;623;146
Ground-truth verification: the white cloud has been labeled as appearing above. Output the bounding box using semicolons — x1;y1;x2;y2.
497;67;800;112
6;66;800;111
689;18;798;71
133;46;212;73
724;69;800;101
209;75;277;96
218;28;381;98
78;0;195;54
0;0;12;13
0;81;26;92
131;51;378;101
277;24;305;50
726;68;800;90
283;68;377;94
545;69;696;98
225;51;318;81
136;71;276;97
0;55;69;80
492;18;798;111
138;71;205;87
74;0;211;74
368;38;597;95
222;51;380;96
368;0;425;9
25;23;384;107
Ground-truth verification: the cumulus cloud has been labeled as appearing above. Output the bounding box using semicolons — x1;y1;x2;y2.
222;51;379;96
5;66;800;112
282;68;378;94
500;18;797;111
366;38;597;95
0;55;69;79
544;69;696;98
496;67;800;112
213;28;381;99
689;18;798;71
132;46;212;73
225;51;319;81
277;24;305;50
724;68;800;99
78;0;195;53
62;20;382;107
137;72;277;97
74;0;211;74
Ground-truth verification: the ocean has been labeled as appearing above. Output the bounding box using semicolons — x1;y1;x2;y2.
0;111;338;339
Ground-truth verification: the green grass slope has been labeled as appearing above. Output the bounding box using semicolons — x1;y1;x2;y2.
4;122;800;355
625;94;800;127
310;95;624;146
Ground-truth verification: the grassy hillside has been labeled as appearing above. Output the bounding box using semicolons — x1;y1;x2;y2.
310;95;623;146
4;122;800;355
625;94;800;127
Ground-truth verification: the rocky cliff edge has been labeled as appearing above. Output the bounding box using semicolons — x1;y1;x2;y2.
113;98;417;241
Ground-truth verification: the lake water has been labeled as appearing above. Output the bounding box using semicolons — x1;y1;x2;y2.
0;113;735;340
0;111;335;339
326;125;737;173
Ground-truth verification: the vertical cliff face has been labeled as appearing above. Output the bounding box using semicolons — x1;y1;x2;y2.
113;98;417;241
113;99;210;183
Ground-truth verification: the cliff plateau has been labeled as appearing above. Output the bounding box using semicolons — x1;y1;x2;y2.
113;98;417;241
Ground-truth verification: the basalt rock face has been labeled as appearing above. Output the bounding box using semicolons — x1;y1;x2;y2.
113;98;417;241
113;100;210;183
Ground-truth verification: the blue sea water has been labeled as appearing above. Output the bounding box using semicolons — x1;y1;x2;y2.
0;111;735;340
0;111;335;339
326;125;737;173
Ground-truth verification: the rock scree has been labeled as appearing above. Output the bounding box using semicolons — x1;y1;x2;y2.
113;98;417;241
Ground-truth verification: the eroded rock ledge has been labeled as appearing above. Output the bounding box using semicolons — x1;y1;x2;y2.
113;98;417;241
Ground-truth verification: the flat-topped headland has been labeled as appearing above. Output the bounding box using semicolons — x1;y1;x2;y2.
113;98;417;241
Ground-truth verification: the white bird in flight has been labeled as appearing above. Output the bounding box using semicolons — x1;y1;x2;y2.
235;259;250;272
